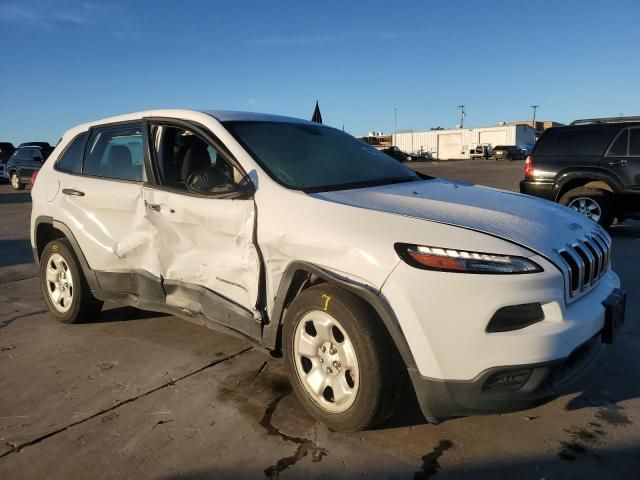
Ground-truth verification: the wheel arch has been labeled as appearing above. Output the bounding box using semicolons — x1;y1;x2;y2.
263;261;418;372
33;216;100;290
554;170;621;201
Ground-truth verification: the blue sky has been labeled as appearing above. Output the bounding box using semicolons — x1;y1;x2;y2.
1;0;639;144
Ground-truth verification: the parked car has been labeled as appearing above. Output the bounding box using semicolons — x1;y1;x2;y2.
520;116;640;227
6;143;54;190
0;142;16;181
32;110;625;431
381;146;411;162
491;145;525;161
469;144;492;160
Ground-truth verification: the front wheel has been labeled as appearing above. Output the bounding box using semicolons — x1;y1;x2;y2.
10;172;24;190
559;187;615;227
283;284;401;432
40;239;103;324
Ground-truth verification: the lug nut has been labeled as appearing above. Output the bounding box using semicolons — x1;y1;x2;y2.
329;345;337;354
321;345;326;353
326;367;333;374
333;361;341;368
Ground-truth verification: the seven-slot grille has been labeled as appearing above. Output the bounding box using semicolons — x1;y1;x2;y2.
556;228;612;300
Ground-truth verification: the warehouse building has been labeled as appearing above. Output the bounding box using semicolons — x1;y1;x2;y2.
392;124;536;160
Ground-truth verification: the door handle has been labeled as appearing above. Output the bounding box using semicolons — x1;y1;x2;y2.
144;200;174;213
62;188;85;197
145;202;161;212
608;159;628;167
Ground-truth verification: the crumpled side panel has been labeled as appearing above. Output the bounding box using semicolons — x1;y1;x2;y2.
143;188;259;316
57;179;161;277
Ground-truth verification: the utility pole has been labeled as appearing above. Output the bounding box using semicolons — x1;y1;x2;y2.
530;105;539;129
458;105;465;128
394;108;397;137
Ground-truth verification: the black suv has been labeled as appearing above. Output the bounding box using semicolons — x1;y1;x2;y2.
6;143;53;190
520;117;640;227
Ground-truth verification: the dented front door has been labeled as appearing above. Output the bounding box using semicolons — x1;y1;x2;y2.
142;186;261;318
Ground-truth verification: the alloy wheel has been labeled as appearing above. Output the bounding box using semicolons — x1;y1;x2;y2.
568;196;602;223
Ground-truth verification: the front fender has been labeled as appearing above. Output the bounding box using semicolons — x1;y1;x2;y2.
262;260;418;372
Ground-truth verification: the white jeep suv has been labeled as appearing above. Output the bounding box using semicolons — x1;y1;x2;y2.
31;110;626;431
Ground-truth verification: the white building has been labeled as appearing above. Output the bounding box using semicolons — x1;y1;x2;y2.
392;124;535;160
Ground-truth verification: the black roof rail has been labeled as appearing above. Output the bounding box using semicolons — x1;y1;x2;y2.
570;116;640;126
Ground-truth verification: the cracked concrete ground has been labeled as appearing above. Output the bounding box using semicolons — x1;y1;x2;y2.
1;161;639;479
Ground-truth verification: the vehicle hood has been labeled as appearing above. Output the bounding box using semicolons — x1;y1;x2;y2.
311;179;599;258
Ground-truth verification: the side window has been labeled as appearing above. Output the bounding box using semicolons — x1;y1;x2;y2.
536;127;617;155
607;129;628;156
56;133;88;173
629;129;640;156
150;125;241;194
83;123;144;181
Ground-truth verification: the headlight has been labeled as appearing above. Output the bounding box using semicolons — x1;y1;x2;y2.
394;243;542;274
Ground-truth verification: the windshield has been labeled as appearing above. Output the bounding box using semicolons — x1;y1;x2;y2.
223;121;420;192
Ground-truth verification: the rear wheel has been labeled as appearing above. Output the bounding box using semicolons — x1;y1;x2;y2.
559;187;615;227
10;171;24;190
40;239;103;324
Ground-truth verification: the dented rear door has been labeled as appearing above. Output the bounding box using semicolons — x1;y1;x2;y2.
57;122;163;294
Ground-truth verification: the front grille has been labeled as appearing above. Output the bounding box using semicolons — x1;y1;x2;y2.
556;228;611;300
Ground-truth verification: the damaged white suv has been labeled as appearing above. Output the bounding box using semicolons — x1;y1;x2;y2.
31;110;626;431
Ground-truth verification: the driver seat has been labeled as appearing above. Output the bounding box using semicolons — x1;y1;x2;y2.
180;143;211;183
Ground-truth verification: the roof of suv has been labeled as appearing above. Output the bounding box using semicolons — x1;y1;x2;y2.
203;110;314;125
61;109;317;141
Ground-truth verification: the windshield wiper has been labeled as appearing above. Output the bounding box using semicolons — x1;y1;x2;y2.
384;176;419;185
304;176;420;193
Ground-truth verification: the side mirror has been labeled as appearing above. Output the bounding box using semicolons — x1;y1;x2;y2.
186;169;255;199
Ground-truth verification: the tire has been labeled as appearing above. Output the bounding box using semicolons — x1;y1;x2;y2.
283;284;402;432
10;171;24;190
559;187;615;228
40;238;103;324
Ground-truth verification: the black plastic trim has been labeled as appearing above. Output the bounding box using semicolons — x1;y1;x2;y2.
486;303;545;333
410;333;602;421
264;261;418;370
33;216;100;291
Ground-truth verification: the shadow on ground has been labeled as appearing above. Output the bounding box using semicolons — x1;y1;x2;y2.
0;191;31;204
92;305;170;323
0;239;34;267
157;445;640;480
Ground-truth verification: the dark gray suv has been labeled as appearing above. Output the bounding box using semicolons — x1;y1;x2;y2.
6;143;53;190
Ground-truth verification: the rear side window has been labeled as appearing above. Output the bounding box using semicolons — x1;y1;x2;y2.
56;133;87;173
630;129;640;156
607;130;628;156
83;123;144;181
534;127;617;156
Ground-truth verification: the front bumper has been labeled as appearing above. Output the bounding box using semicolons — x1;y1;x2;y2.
410;331;603;421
